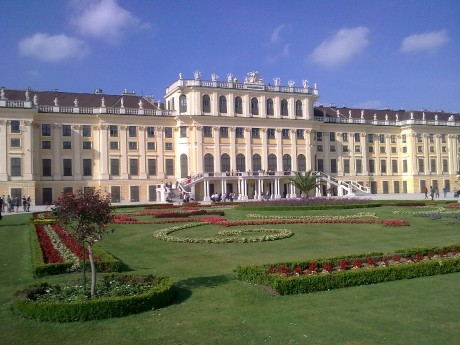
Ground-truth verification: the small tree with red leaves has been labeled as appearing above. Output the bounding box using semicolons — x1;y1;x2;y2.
53;188;113;297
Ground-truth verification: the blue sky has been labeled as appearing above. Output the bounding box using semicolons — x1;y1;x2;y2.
1;0;459;112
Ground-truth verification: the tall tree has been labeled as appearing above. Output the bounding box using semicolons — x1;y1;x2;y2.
288;171;323;198
53;188;113;297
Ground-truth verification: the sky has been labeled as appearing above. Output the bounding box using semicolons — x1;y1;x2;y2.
1;0;459;113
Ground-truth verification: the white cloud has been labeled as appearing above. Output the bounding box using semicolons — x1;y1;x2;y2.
18;33;89;62
270;24;290;44
352;100;384;109
71;0;149;42
400;30;449;53
267;44;291;63
309;27;369;68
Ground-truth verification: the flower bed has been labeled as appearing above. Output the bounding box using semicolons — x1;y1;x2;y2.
235;244;460;295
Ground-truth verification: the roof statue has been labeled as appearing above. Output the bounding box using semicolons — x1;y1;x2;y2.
349;110;352;118
395;114;399;121
385;114;388;121
288;80;295;87
54;97;58;107
422;112;425;120
25;90;30;101
244;71;264;84
374;113;377;120
314;83;317;89
227;73;233;83
302;80;309;88
121;97;124;108
435;114;438;121
193;70;201;80
211;73;219;82
33;94;38;105
361;110;364;118
74;98;78;107
410;112;414;119
0;88;5;100
179;72;182;80
101;97;105;108
138;99;143;109
273;77;280;86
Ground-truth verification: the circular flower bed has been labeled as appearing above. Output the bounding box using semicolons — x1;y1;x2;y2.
12;274;175;322
153;223;293;244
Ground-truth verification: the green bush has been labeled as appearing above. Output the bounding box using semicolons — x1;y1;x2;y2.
12;275;175;322
235;244;460;295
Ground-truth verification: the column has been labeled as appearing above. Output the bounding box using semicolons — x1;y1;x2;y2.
120;126;128;179
290;129;297;171
230;127;236;171
0;120;7;180
261;128;267;171
139;126;147;179
23;121;33;180
195;126;203;173
32;123;41;180
213;126;220;172
99;125;109;179
306;130;314;172
276;129;282;172
73;125;81;179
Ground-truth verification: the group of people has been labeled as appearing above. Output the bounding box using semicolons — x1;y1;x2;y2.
210;192;236;202
179;192;195;203
0;195;32;215
423;186;448;200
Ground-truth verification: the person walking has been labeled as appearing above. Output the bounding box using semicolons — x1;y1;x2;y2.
429;186;435;201
423;187;428;199
26;196;31;212
15;196;20;212
22;196;27;212
442;186;447;198
435;187;439;198
7;195;12;213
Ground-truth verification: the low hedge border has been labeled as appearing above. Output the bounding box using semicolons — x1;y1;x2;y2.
235;244;460;295
30;225;122;277
11;275;175;322
234;203;382;211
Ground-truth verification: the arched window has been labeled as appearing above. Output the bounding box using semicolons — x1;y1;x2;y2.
297;154;306;172
281;99;288;116
268;154;277;172
179;95;187;112
219;96;227;113
295;100;302;117
251;97;259;115
252;154;261;172
220;153;230;172
204;153;214;173
235;97;243;114
236;153;246;172
283;154;292;172
266;98;274;116
180;154;188;178
202;94;210;113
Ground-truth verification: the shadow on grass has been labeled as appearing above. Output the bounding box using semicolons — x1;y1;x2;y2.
173;274;233;304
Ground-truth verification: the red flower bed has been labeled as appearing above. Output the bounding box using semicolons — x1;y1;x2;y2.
383;219;410;226
52;223;91;260
35;225;64;263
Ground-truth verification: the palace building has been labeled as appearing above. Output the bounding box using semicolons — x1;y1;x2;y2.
1;71;459;204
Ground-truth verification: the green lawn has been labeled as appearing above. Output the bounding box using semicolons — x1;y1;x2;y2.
1;205;460;345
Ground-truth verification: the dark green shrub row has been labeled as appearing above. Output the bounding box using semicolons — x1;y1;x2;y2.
30;226;121;277
234;203;382;211
235;243;460;295
12;275;175;322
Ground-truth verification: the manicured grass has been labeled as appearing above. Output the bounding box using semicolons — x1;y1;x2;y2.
1;205;460;345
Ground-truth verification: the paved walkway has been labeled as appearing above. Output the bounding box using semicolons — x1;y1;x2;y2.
1;193;458;217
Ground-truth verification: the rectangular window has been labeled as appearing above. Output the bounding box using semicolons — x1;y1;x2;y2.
41;140;51;149
442;159;448;173
164;127;173;138
180;126;188;138
63;159;72;176
430;158;436;173
342;133;348;142
356;159;362;174
317;145;323;152
62;125;72;136
429;134;434;143
165;142;173;150
379;134;385;144
368;134;374;143
391;147;397;154
403;159;408;173
418;158;425;173
296;129;304;139
317;159;324;172
381;159;387;173
417;146;423;153
83;159;92;176
220;127;229;138
203;126;213;137
282;129;290;139
330;145;336;152
343;159;350;174
10;120;20;133
10;157;21;176
251;128;260;138
128;141;138;150
42;158;52;176
109;125;118;137
369;159;375;173
267;128;275;139
110;159;119;176
402;147;407;153
146;142;156;150
330;159;337;173
402;134;406;143
128;126;137;137
82;141;92;149
236;127;244;138
129;158;138;175
342;145;348;153
382;181;389;194
380;146;386;154
148;158;157;175
442;146;447;153
42;124;51;136
165;158;174;176
82;125;91;137
10;138;21;148
354;133;360;141
392;159;398;173
316;131;322;141
429;146;435;153
393;181;400;193
368;146;374;153
63;141;72;149
355;145;361;153
329;132;336;142
390;135;396;144
110;141;119;150
147;126;156;138
417;134;422;143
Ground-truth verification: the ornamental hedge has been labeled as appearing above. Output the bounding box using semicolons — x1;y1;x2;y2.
235;244;460;295
12;274;175;322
